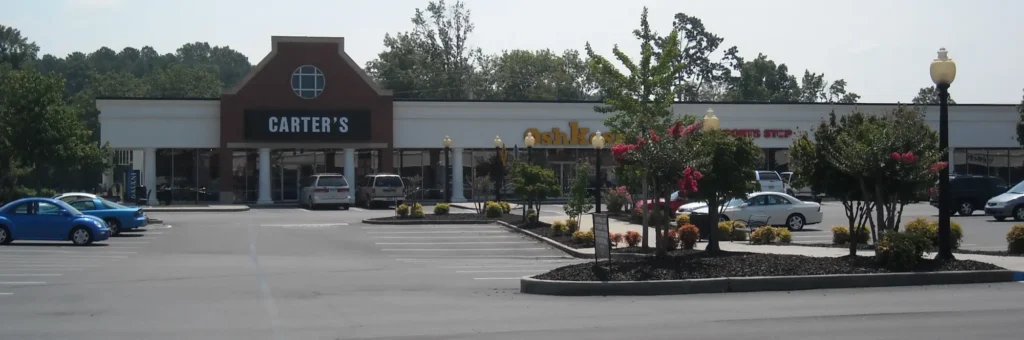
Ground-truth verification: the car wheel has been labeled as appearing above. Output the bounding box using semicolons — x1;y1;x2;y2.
105;219;121;236
958;201;974;216
718;215;729;222
786;214;805;231
341;204;350;210
1014;206;1024;222
307;196;316;210
70;227;93;246
995;216;1007;221
0;226;11;245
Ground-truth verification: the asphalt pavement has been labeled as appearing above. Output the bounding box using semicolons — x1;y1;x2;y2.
2;205;1024;339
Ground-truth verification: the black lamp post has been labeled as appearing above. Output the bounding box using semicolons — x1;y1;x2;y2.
493;135;503;202
592;131;606;213
524;132;536;210
443;135;453;203
931;47;957;260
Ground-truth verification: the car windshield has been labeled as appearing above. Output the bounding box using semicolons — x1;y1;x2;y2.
1008;180;1024;194
374;176;403;187
725;198;745;207
100;198;129;209
758;171;781;181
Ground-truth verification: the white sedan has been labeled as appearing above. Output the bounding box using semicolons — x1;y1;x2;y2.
690;192;823;230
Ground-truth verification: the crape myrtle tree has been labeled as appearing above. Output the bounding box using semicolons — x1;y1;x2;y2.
821;107;943;239
791;112;874;256
686;128;762;252
586;7;685;250
509;161;560;222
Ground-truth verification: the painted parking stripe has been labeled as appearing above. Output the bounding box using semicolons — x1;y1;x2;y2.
260;224;349;227
457;269;551;273
0;260;110;265
438;263;579;269
110;241;150;244
0;274;61;277
394;256;572;260
362;226;495;229
368;231;507;234
376;242;531;245
0;268;83;272
0;264;101;268
0;250;137;254
0;292;12;296
472;277;521;280
382;248;548;251
0;281;46;285
371;235;521;239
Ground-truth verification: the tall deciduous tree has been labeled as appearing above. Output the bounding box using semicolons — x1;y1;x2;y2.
481;49;597;101
655;13;734;102
0;25;39;69
721;53;859;103
913;86;957;105
687;128;762;252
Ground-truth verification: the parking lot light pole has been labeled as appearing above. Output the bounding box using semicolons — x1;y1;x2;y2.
493;136;503;202
443;136;453;204
592;132;606;213
931;47;957;261
524;132;536;210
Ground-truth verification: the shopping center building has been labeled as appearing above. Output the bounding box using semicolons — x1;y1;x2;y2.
96;36;1024;205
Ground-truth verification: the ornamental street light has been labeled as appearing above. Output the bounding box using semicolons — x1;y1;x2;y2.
592;132;606;214
493;135;503;202
703;108;720;131
443;136;453;203
524;132;536;165
931;47;957;261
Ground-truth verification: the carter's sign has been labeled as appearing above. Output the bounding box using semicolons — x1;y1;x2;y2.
244;110;371;141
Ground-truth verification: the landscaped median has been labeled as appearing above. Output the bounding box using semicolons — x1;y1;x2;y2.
519;249;1021;296
362;201;527;225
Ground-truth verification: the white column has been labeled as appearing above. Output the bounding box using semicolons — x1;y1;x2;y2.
451;148;466;202
344;149;356;188
143;148;157;203
257;148;273;204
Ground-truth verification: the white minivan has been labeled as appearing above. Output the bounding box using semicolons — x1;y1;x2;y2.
298;174;353;210
755;170;786;193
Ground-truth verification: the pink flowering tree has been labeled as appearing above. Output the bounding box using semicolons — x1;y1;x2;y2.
612;119;704;256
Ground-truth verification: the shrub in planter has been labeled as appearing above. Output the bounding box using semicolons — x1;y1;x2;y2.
565;219;581;233
572;230;595;246
411;203;425;218
525;209;539;223
904;217;931;236
675;213;691;227
677;224;700;249
605;186;630;213
498;201;512;214
484;202;504;218
831;225;869;245
775;227;792;244
730;227;748;242
610;233;624;247
876;231;931;271
551;220;569;236
1007;224;1024;254
396;204;411;218
925;220;963;249
717;221;733;241
624;231;642;247
434;203;450;215
750;227;777;245
665;230;680;251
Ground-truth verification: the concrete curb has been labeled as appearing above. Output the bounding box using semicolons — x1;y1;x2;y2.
363;218;499;225
520;270;1023;296
494;221;647;260
141;206;250;213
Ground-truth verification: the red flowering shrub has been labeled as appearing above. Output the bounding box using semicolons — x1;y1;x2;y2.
929;161;948;174
624;231;642;247
610;233;624;247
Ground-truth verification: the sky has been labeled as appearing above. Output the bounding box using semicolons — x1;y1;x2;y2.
4;0;1024;104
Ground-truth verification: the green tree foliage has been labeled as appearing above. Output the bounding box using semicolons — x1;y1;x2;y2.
0;25;39;69
720;53;859;103
687;129;762;252
913;86;957;105
1015;89;1024;147
509;162;560;216
563;161;594;225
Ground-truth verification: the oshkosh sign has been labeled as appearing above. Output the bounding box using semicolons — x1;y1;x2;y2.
523;122;622;146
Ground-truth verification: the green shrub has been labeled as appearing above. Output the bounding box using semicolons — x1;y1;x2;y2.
730;228;748;242
875;231;931;271
484;202;504;218
676;213;691;227
526;209;538;223
411;203;425;218
433;203;450;215
677;224;700;249
905;218;964;249
396;204;410;218
499;201;511;214
831;225;869;245
605;186;630;213
551;220;569;236
775;227;792;244
565;219;580;233
571;230;595;246
750;227;777;245
904;217;931;235
1007;224;1024;254
716;221;733;241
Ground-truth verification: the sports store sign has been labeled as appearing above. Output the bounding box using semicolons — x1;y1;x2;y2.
244;110;371;141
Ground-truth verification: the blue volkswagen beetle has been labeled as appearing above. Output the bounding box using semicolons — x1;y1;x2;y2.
55;193;148;236
0;197;110;246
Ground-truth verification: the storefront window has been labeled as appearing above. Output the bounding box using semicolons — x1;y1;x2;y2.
966;149;991;176
953;149;967;175
1011;150;1024;185
152;149;219;205
772;149;790;173
232;149;258;203
990;149;1010;182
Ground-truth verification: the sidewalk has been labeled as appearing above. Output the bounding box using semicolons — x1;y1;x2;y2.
141;205;250;212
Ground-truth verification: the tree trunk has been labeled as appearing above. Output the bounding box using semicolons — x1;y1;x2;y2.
654;178;666;257
641;179;650;250
662;186;673;253
705;193;721;253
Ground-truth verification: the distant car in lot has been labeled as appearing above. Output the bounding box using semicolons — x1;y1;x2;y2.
690;192;823;230
299;174;353;210
634;190;688;214
780;171;823;202
930;175;1007;216
0;197;110;246
755;170;786;193
357;173;405;209
985;180;1024;221
55;193;147;236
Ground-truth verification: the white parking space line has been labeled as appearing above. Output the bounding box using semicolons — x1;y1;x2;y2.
438;263;579;269
382;248;548;251
0;281;46;285
0;264;101;268
456;269;551;273
362;226;496;229
368;231;507;234
0;268;83;272
0;260;109;264
348;207;370;212
260;224;350;228
110;241;150;244
0;250;137;255
472;277;521;280
0;292;12;296
394;256;572;260
371;235;521;239
0;274;61;277
376;242;530;245
0;255;125;260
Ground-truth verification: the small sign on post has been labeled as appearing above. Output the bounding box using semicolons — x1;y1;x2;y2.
592;213;611;263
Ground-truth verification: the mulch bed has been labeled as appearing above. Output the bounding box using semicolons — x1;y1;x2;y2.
516;220;589;249
533;251;1003;282
784;243;1024;257
953;249;1024;257
366;213;526;225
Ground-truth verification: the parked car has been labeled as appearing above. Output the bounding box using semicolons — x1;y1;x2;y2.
930;175;1007;216
356;173;405;208
634;190;688;214
780;171;822;202
298;173;353;210
755;170;786;193
55;193;148;236
690;192;823;230
0;197;110;246
985;180;1024;221
676;201;709;215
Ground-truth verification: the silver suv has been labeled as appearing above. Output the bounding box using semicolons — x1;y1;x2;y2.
356;173;405;209
298;174;352;210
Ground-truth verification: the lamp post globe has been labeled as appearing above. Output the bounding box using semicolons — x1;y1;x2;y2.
493;136;503;148
442;136;453;203
703;108;720;131
931;47;956;261
524;132;536;147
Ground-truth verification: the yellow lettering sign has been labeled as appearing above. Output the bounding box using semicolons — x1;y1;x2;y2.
523;122;621;146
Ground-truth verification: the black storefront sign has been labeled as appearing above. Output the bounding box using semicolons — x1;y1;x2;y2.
244;110;372;142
